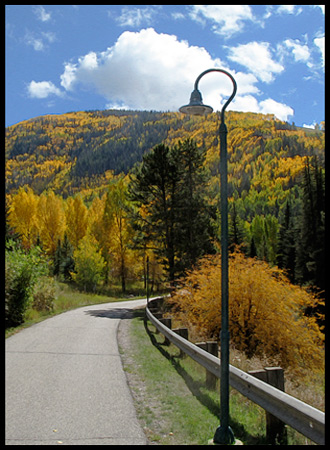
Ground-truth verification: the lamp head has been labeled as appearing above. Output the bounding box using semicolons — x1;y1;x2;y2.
179;88;213;116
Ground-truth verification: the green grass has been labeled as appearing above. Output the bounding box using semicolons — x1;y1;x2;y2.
120;309;317;445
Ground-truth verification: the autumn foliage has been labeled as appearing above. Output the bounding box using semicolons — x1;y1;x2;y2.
168;250;324;372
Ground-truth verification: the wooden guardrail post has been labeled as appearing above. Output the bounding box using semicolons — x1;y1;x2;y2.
249;367;287;445
159;318;172;345
206;341;218;389
173;328;189;357
196;341;218;389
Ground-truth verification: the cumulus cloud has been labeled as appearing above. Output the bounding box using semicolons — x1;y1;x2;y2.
189;5;254;37
227;41;284;83
60;28;228;111
32;28;293;121
27;80;63;99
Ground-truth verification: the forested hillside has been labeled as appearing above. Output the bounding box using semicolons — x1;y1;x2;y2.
5;109;324;202
6;110;325;285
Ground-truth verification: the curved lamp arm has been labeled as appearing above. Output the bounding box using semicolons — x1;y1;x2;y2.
194;68;237;122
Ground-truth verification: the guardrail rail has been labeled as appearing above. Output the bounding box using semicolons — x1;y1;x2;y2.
146;300;325;445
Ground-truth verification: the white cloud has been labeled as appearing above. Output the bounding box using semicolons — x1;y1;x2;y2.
33;6;51;22
115;6;159;28
283;39;312;67
59;28;227;112
303;122;317;129
276;5;302;15
189;5;254;37
24;30;57;52
227;41;284;83
33;28;293;122
314;36;325;67
259;99;293;121
27;81;63;99
42;31;57;44
25;32;44;51
231;96;293;121
60;63;77;91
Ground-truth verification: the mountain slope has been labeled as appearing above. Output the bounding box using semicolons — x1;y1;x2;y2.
6;109;324;209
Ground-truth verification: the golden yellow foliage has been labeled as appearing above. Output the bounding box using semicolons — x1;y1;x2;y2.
65;195;88;249
37;191;66;255
8;187;38;249
168;251;324;372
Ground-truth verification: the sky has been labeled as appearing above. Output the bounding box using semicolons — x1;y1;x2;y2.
5;5;324;128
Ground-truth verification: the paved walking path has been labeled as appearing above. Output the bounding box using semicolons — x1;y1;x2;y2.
5;299;148;445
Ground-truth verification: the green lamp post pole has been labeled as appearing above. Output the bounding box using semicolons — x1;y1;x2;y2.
179;68;237;445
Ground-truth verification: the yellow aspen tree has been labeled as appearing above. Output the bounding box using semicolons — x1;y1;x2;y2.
65;195;88;249
8;187;38;249
37;191;66;255
87;195;106;242
104;176;136;293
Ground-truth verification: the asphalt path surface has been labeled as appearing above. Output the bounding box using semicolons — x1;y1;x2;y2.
5;299;148;445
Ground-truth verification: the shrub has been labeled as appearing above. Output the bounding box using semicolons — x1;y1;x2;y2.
5;241;48;327
168;251;324;373
32;277;55;312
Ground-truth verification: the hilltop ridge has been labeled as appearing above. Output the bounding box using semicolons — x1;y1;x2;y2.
6;109;324;209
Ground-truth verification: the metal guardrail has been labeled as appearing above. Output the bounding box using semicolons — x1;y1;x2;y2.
146;304;325;445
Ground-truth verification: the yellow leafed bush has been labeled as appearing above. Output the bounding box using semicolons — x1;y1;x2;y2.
168;251;324;372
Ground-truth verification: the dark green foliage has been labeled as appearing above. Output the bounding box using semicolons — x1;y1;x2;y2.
229;203;246;251
71;111;171;177
5;242;48;327
172;139;216;272
295;156;325;292
277;201;296;282
128;139;215;281
53;234;75;281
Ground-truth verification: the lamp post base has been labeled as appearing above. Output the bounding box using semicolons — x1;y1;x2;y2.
208;425;243;445
208;438;243;446
212;425;235;445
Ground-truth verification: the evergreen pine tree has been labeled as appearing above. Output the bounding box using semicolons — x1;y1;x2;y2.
229;202;245;252
277;201;296;282
128;140;215;281
295;156;325;292
53;234;74;280
172;139;216;272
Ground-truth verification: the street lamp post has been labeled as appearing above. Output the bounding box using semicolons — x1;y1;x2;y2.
179;68;237;445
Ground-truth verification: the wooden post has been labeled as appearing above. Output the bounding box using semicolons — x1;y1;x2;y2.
196;341;218;389
173;328;189;357
206;341;218;389
265;367;287;445
248;367;287;445
160;318;172;345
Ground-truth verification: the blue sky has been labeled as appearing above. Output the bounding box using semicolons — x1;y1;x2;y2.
6;5;324;128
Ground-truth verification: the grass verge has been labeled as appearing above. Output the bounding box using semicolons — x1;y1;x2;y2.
119;309;318;445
